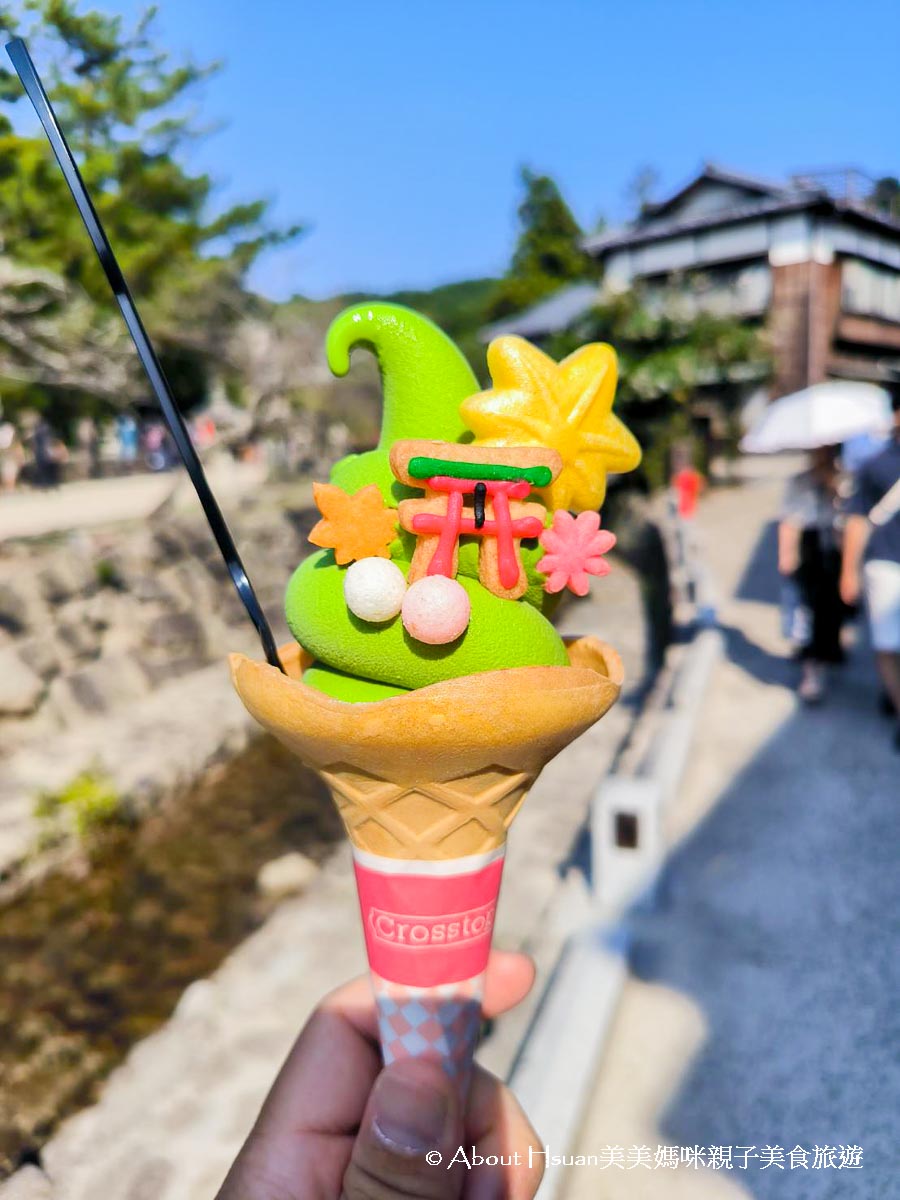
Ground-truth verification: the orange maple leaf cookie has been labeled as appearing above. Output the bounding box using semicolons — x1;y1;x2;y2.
309;482;398;565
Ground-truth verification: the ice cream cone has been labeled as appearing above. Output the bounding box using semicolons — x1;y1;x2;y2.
230;637;623;1089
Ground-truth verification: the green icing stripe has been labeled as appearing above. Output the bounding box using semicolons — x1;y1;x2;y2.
408;456;552;486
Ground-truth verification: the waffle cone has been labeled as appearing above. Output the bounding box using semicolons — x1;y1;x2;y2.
229;637;623;860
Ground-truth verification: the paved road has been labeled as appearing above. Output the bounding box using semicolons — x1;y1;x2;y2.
567;463;898;1200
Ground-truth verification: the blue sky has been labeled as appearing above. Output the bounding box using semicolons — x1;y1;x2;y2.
97;0;899;299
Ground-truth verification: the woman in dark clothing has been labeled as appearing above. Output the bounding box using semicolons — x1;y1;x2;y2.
31;417;64;487
778;446;847;702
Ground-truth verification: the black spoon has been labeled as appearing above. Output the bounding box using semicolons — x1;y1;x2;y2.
5;37;284;672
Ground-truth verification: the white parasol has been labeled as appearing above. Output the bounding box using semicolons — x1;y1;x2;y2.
740;381;893;453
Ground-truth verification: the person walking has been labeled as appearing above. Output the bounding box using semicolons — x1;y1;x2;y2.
0;421;24;491
30;416;67;488
76;415;101;478
778;446;847;703
841;394;900;749
667;447;706;605
116;412;139;468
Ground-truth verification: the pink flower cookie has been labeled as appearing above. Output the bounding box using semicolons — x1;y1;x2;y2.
538;510;616;596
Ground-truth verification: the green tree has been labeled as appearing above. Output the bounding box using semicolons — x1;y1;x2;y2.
870;176;900;219
486;167;594;321
0;1;303;427
547;283;770;488
624;165;660;217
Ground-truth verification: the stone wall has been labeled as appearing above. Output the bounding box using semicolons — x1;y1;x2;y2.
0;496;308;751
0;486;315;875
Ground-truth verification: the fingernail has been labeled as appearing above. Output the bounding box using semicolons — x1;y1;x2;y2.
370;1063;450;1153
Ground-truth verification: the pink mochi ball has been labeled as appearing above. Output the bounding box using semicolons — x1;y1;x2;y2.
401;576;471;645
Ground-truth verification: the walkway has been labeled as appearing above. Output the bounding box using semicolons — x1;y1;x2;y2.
564;461;899;1199
0;459;267;543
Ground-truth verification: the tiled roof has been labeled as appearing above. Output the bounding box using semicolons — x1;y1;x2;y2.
583;193;821;254
584;192;900;256
478;282;600;342
640;163;792;219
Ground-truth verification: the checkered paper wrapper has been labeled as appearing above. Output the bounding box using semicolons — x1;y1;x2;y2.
353;846;505;1095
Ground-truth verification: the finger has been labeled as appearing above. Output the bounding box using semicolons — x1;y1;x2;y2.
251;1000;381;1141
217;995;379;1200
463;1067;544;1200
482;952;535;1019
234;950;537;1147
324;950;536;1046
342;1058;463;1200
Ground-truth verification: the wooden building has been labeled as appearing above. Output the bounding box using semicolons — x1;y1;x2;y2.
486;165;900;407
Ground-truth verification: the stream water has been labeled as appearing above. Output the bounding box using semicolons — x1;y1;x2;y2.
0;734;343;1176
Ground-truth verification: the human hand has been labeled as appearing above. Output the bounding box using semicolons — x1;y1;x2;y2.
840;569;860;607
217;950;543;1200
778;545;799;576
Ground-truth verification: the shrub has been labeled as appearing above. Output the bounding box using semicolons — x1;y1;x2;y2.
35;769;122;841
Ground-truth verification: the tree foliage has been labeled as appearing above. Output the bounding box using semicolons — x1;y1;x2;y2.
870;176;900;219
547;284;771;487
0;1;303;427
486;167;594;322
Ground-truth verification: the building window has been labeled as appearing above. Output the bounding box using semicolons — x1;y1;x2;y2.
640;262;771;319
842;258;900;323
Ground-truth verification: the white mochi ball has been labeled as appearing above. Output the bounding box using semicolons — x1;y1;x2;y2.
343;557;407;623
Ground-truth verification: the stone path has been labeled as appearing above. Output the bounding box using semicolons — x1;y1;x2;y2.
563;459;899;1199
0;548;648;1200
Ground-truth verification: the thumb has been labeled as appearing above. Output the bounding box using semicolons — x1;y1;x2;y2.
342;1059;462;1199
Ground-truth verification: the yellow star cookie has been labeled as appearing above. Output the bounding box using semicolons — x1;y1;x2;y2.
309;483;398;565
460;337;641;511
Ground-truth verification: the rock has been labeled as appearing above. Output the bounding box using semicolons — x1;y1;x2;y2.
0;582;30;633
47;655;150;723
257;851;319;899
214;576;256;627
149;519;199;565
138;612;210;682
129;575;174;604
157;562;215;611
95;593;143;659
141;611;208;655
122;1156;173;1200
55;598;108;661
81;593;118;631
0;1165;54;1199
17;636;61;682
0;649;44;715
37;549;96;606
174;979;217;1022
0;696;62;759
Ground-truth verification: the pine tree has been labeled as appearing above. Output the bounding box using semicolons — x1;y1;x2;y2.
0;1;303;424
870;176;900;219
486;167;594;321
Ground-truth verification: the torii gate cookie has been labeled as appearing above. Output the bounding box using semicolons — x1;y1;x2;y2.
390;440;562;600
